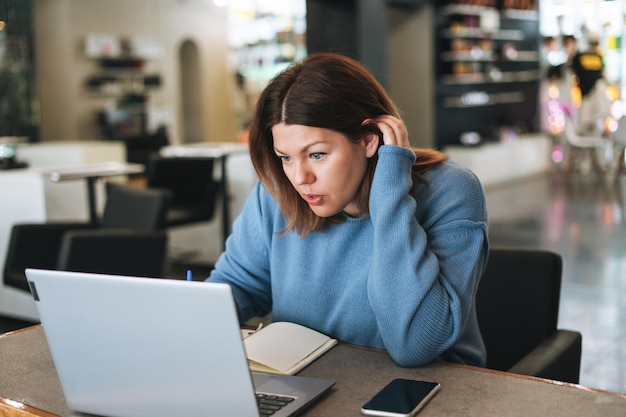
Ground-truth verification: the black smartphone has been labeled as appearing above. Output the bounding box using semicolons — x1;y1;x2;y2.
360;379;441;417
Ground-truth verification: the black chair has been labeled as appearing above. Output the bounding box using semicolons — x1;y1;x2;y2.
146;156;221;227
3;182;172;292
476;247;583;384
124;126;170;167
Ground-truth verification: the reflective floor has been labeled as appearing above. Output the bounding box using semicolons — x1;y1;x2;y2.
486;171;626;393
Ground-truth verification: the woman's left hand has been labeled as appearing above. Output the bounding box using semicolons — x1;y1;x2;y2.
373;115;411;149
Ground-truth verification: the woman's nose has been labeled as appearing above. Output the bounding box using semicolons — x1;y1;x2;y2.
293;162;314;185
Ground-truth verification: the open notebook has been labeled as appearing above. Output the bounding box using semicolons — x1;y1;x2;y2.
243;321;337;375
25;268;335;417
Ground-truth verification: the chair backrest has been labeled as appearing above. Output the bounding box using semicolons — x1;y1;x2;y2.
57;230;168;278
562;111;603;149
4;223;91;292
476;247;563;371
146;156;220;226
100;182;171;230
613;116;626;146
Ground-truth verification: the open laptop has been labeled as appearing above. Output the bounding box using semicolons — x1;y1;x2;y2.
25;268;335;417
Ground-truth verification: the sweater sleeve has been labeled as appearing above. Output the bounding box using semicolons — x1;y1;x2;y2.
367;146;488;366
206;182;274;322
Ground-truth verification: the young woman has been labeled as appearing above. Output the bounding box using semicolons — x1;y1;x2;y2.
207;53;488;367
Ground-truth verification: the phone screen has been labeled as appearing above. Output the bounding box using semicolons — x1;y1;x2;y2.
361;379;440;417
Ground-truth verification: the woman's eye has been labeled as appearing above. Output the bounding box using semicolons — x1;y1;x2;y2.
310;152;325;160
278;155;291;163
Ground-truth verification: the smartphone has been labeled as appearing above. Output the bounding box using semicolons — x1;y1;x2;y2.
360;378;441;417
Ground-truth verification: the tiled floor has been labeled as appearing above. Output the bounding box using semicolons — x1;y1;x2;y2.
486;170;626;393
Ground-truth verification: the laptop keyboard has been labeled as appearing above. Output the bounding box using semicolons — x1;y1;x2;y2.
256;393;295;415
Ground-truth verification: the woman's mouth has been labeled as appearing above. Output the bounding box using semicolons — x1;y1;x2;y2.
303;193;324;206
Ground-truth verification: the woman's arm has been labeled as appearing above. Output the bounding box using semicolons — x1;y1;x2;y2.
367;145;488;366
206;182;275;322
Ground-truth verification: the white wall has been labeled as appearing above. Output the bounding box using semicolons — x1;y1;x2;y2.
32;0;237;145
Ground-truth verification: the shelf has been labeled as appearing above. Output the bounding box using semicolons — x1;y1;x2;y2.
441;28;524;41
440;69;540;85
434;2;540;148
96;58;147;69
442;4;538;21
441;50;495;62
441;50;537;63
85;73;161;97
442;91;526;108
442;4;495;17
504;51;539;62
502;9;538;21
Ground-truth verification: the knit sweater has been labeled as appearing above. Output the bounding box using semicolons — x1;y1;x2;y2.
207;145;488;367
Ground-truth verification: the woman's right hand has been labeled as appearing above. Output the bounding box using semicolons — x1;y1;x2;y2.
371;115;411;149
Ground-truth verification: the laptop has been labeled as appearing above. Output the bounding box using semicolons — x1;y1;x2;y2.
25;268;335;417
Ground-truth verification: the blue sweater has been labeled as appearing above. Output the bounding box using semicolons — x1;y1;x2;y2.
207;146;488;367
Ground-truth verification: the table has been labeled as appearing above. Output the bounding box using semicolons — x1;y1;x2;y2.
45;161;145;225
1;326;625;417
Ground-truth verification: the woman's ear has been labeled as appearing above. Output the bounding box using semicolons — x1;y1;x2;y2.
363;132;381;158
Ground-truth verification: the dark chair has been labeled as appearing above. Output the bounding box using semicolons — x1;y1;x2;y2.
3;182;172;292
0;315;39;334
124;126;170;167
476;247;582;384
146;156;220;227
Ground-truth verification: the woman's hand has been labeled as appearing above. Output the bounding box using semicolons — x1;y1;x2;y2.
372;115;411;149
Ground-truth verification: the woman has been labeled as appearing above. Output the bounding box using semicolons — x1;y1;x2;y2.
207;53;488;367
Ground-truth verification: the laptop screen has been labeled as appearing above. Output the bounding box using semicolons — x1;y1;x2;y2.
25;268;334;417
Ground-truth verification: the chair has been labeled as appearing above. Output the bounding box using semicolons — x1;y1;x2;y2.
476;247;582;384
146;156;221;227
611;116;626;179
3;182;172;292
0;315;39;334
562;111;605;175
123;126;170;167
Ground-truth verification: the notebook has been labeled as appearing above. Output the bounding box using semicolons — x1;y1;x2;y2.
25;268;335;417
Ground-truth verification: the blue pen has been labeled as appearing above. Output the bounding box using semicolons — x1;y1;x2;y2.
186;270;193;282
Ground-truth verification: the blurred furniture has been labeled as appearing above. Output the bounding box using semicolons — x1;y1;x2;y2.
611;116;626;179
476;247;582;384
158;143;252;253
0;137;29;170
444;134;552;187
0;315;38;335
146;156;220;228
15;141;126;169
123;128;169;167
154;143;256;272
0;142;129;321
3;182;171;293
562;112;605;175
47;161;145;225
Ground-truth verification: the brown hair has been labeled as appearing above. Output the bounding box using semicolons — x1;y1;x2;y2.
249;53;447;236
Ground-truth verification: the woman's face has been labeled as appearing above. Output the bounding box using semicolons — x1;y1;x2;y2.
272;123;378;218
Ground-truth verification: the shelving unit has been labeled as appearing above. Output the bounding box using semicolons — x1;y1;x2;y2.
80;34;167;149
83;34;163;98
434;1;540;148
84;58;161;98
